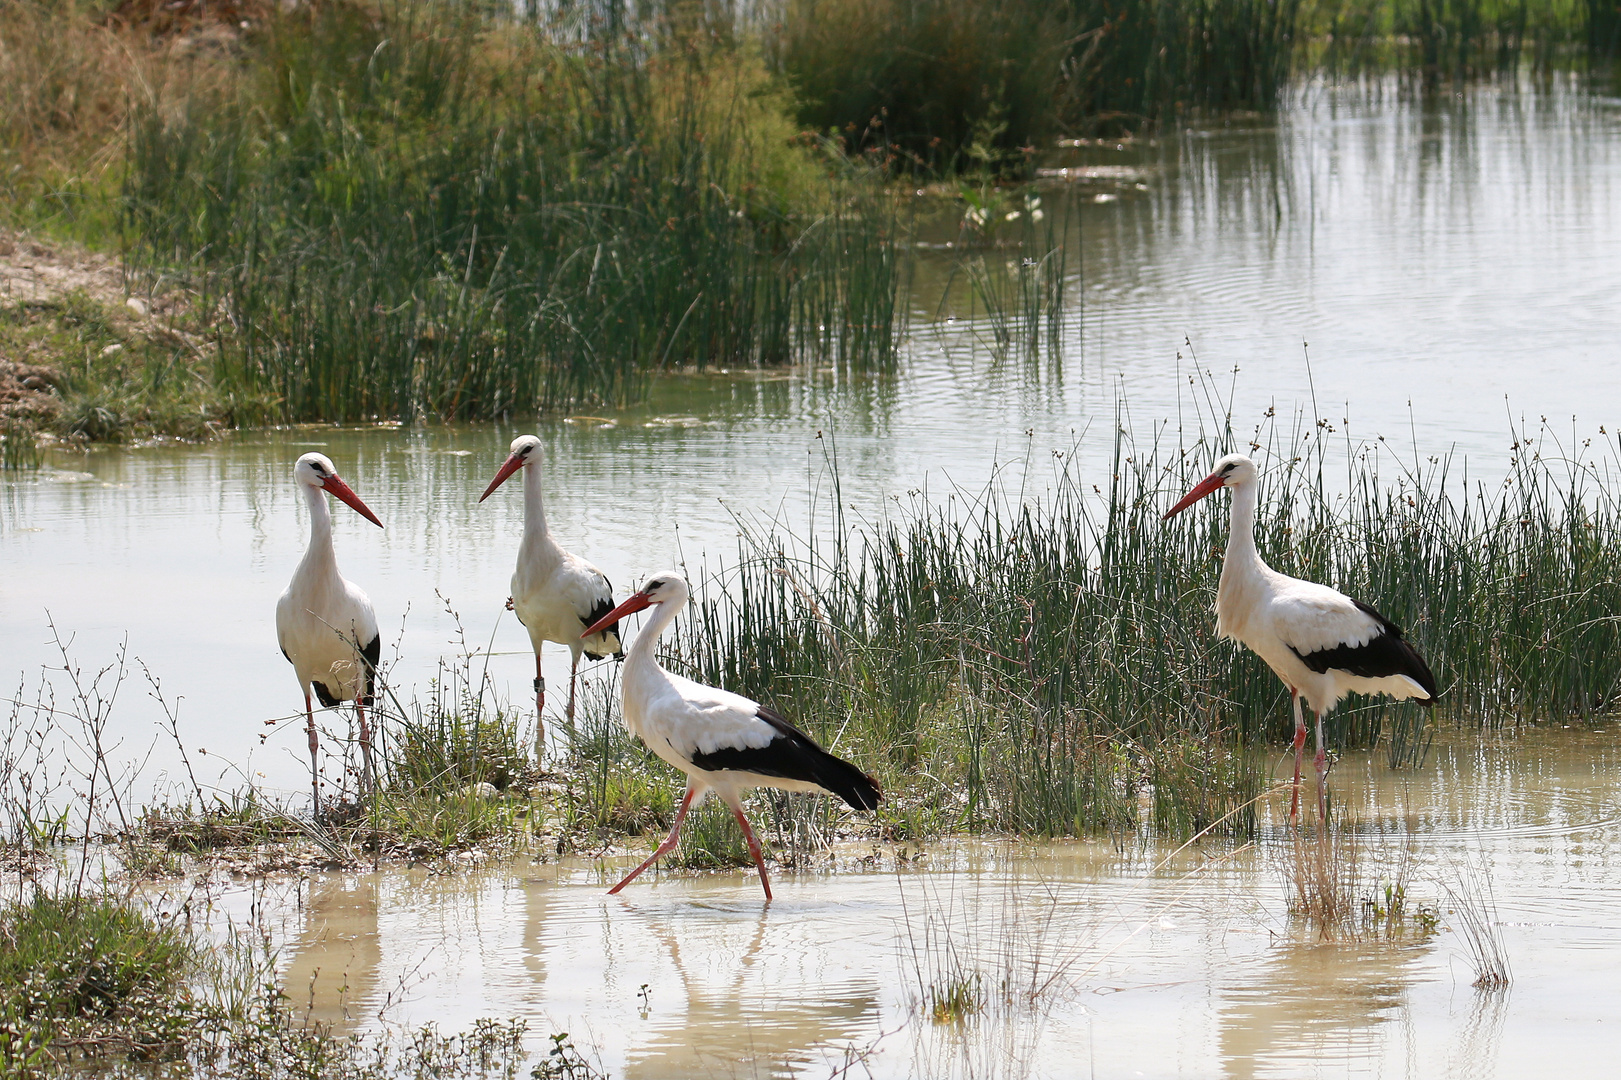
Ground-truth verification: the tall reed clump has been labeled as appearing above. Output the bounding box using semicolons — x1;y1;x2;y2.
770;0;1303;156
1300;0;1589;77
769;0;1082;175
1066;0;1304;128
665;407;1621;840
122;0;901;424
1594;0;1621;63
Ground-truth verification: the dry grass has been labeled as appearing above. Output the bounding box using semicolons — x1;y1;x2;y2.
0;0;248;233
1280;824;1363;936
1274;811;1436;942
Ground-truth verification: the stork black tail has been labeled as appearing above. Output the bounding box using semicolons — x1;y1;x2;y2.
806;744;884;811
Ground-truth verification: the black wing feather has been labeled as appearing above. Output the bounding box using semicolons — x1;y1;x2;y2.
1290;599;1439;704
689;705;883;811
360;634;380;706
578;575;624;661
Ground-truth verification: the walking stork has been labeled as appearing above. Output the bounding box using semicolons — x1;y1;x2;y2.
1163;453;1439;822
275;453;383;816
480;434;621;757
582;573;882;900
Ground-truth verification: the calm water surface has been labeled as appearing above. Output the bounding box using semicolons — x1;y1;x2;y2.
204;728;1620;1079
5;79;1619;798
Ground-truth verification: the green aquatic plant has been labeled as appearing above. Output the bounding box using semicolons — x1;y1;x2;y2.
664;398;1621;838
0;890;201;1060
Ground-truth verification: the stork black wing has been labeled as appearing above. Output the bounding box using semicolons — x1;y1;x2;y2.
360;634;380;706
689;705;882;811
1289;599;1439;704
578;577;623;661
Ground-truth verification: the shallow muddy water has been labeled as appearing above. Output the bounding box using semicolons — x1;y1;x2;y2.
3;78;1621;800
214;725;1621;1078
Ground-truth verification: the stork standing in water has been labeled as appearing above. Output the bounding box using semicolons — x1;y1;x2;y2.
480;435;621;756
276;453;384;817
582;573;881;900
1163;453;1438;822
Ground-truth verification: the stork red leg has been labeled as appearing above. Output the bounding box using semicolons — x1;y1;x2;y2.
534;654;547;761
356;696;375;797
1289;689;1307;824
727;799;773;900
609;783;699;894
305;690;321;820
567;652;580;723
1313;707;1329;823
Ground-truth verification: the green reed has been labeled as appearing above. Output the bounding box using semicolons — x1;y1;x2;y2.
1301;0;1590;76
1066;0;1303;126
122;0;901;423
660;402;1621;839
770;0;1080;174
772;0;1303;155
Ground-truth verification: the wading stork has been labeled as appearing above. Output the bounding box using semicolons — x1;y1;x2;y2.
1163;453;1438;822
582;573;881;900
480;435;621;756
275;453;384;816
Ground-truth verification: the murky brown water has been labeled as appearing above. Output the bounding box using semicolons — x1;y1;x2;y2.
206;725;1617;1078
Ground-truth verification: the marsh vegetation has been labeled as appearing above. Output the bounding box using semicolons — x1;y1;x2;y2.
1;0;1617;443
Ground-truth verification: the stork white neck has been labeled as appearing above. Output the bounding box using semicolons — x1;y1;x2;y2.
521;457;552;543
299;482;339;575
628;589;686;663
1224;473;1263;569
1214;472;1276;643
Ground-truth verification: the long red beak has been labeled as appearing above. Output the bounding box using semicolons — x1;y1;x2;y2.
1163;472;1227;519
323;475;383;528
478;453;525;503
582;591;653;639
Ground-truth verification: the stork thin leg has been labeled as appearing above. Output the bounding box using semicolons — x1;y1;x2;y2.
533;654;547;763
727;799;773;901
305;690;321;821
1313;707;1330;824
356;697;375;799
1289;689;1307;824
566;652;580;723
610;784;698;894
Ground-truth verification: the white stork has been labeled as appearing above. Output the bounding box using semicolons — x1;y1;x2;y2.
275;453;384;816
581;573;882;900
1163;453;1438;822
480;434;622;756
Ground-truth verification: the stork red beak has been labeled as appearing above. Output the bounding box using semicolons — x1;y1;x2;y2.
478;452;525;503
582;591;653;639
323;475;383;527
1163;471;1228;519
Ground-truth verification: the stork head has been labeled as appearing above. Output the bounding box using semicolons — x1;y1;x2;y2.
1163;453;1256;519
294;452;383;527
581;573;689;639
479;434;543;502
